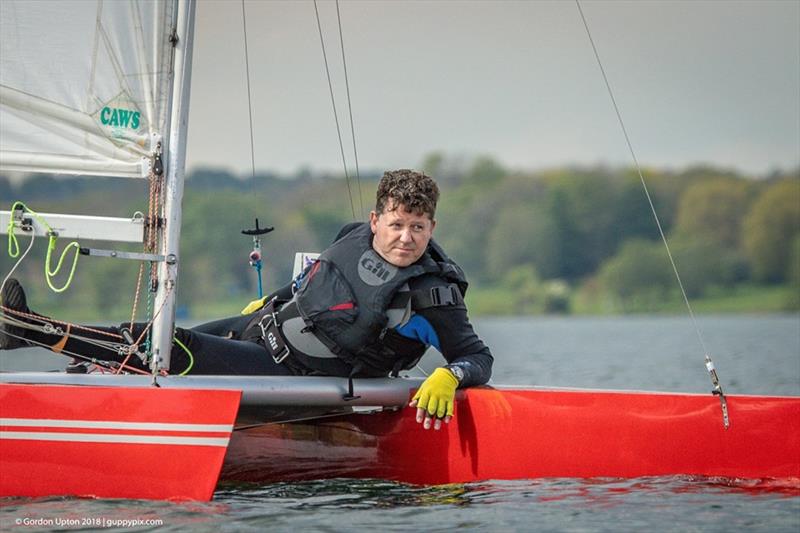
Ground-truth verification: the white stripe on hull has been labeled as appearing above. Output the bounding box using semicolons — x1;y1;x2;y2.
0;418;232;432
0;431;230;447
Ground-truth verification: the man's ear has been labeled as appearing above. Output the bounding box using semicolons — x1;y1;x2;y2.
369;210;379;233
430;218;436;234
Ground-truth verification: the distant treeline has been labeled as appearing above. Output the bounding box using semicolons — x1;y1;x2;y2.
2;156;798;319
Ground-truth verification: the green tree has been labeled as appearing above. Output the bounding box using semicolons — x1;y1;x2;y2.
436;180;506;280
597;239;673;310
501;265;542;314
669;236;748;297
789;235;800;286
542;171;625;280
420;152;445;179
742;179;800;282
465;156;506;185
302;207;350;249
786;235;800;310
486;201;560;280
675;177;751;248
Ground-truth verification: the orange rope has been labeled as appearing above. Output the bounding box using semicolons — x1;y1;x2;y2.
129;261;145;331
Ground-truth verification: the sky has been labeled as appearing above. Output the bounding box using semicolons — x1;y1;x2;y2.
185;0;800;178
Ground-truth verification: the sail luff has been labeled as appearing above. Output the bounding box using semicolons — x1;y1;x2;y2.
150;0;196;372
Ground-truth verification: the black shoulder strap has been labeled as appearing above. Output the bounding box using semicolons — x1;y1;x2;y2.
407;283;464;310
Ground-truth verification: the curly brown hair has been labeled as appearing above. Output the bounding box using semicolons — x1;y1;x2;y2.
375;169;440;219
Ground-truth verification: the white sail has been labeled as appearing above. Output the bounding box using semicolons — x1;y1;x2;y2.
1;0;195;371
0;0;177;178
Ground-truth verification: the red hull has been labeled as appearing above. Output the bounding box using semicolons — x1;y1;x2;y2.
221;387;800;484
2;383;796;498
0;384;241;501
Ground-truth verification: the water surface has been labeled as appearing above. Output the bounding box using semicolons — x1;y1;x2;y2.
2;315;798;531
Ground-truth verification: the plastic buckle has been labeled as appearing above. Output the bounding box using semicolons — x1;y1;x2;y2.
431;286;456;306
272;345;290;364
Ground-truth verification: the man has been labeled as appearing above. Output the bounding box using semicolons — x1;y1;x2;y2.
0;170;493;430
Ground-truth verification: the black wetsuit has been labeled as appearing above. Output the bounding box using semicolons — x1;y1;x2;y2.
43;225;494;385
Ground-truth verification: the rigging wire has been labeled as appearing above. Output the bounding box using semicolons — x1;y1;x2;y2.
241;0;258;183
335;0;364;219
575;0;729;428
574;1;707;355
313;0;358;221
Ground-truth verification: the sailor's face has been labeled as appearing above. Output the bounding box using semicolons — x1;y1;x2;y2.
370;202;435;267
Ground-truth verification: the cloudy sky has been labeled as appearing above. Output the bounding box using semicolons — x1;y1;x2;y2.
186;0;800;177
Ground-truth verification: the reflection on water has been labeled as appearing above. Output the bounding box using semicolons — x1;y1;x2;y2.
3;477;796;532
217;479;472;509
217;475;800;506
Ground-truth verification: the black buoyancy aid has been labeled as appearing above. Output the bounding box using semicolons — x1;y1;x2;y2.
292;222;467;375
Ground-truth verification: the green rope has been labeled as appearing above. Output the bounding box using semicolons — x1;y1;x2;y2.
173;336;194;375
7;201;80;293
44;237;80;293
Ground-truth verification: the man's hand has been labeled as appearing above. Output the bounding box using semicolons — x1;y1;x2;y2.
241;296;268;315
409;367;459;430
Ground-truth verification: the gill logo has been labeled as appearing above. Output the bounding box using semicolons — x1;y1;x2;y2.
361;256;391;282
100;107;140;129
267;332;279;351
357;250;398;286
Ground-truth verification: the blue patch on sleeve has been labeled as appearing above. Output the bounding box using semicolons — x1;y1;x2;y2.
395;315;441;352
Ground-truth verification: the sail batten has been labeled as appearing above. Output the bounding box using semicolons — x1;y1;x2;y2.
0;151;145;178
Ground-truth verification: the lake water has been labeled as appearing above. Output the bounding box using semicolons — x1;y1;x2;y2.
1;315;799;531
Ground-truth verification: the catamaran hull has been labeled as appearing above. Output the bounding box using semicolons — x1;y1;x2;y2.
221;387;800;485
1;375;797;499
0;383;240;501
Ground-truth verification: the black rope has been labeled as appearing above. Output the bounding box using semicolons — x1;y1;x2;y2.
313;0;357;221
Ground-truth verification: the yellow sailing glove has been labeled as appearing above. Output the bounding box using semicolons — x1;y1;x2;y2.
240;295;268;315
410;367;459;429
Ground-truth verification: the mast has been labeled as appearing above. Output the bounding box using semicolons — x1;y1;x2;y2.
151;0;196;372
